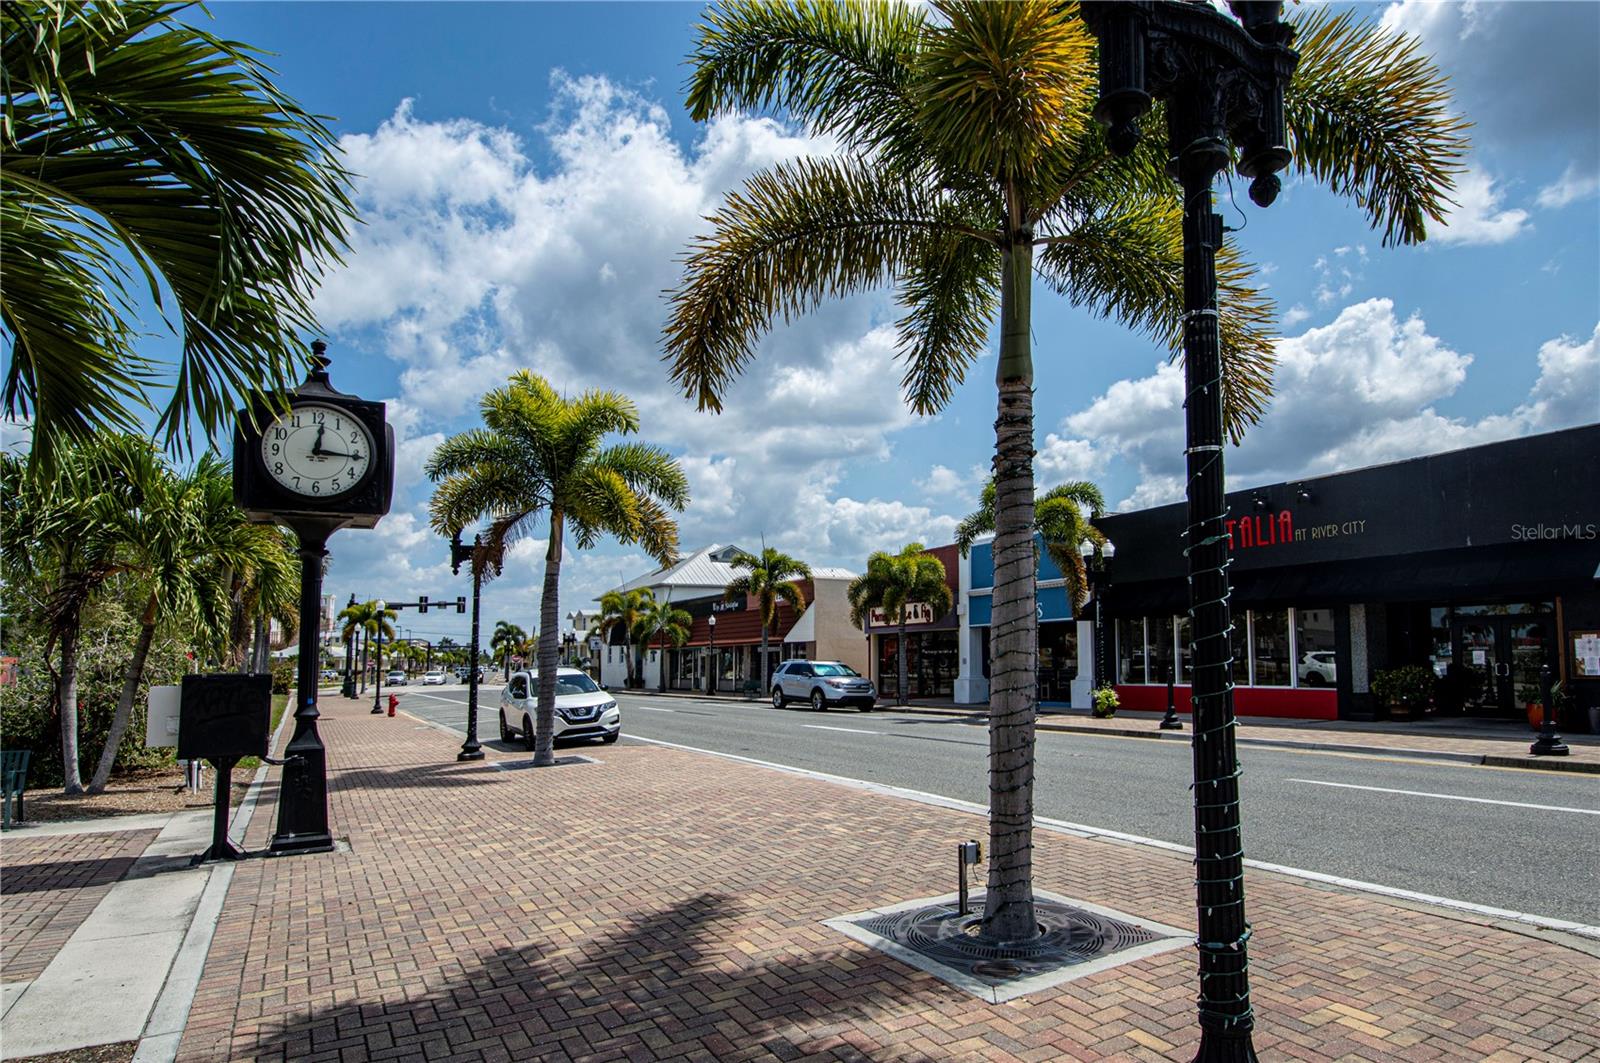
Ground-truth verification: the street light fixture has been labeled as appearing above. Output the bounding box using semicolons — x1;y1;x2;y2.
1078;539;1116;694
1081;4;1299;1059
707;613;717;696
370;599;387;714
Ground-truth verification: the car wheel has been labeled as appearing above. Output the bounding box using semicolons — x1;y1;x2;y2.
601;732;619;744
498;709;512;743
811;689;826;712
859;704;874;712
772;687;786;709
523;715;536;752
1304;673;1325;687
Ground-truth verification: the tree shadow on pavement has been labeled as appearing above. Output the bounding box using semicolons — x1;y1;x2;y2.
236;890;966;1062
325;761;505;794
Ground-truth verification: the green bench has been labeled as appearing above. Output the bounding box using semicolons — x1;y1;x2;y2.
2;749;30;828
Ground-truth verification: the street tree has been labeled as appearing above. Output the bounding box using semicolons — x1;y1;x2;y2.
490;621;526;679
723;547;811;696
955;479;1106;612
427;372;689;766
593;588;656;687
1;1;355;467
847;544;953;707
633;596;693;693
668;0;1463;942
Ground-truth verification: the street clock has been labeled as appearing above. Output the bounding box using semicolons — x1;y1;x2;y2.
234;341;394;527
230;339;394;856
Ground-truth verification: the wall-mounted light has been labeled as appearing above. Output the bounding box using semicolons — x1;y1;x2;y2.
1252;494;1269;511
1295;483;1313;503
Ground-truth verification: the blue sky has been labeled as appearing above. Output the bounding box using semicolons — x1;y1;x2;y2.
186;1;1600;644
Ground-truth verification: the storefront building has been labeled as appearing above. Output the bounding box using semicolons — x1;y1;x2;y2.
1093;425;1600;726
957;534;1085;706
864;543;962;699
595;544;865;692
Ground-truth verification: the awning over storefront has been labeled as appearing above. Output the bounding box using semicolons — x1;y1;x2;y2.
1105;541;1598;616
780;606;815;644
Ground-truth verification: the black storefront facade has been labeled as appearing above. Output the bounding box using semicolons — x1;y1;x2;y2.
1095;425;1600;728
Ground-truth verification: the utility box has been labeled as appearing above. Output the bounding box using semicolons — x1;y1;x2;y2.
177;674;272;762
145;685;181;748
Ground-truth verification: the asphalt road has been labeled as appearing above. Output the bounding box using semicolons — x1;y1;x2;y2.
387;684;1600;926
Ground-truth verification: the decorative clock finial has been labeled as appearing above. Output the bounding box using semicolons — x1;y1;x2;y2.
308;339;332;383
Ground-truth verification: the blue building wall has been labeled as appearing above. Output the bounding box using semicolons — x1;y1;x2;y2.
968;535;1073;625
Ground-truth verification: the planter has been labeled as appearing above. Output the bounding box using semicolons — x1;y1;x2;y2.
1588;704;1600;735
1526;701;1545;732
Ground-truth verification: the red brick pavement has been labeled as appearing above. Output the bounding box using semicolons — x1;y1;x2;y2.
1;828;158;982
176;698;1600;1061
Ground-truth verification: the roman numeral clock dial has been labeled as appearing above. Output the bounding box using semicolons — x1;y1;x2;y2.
258;403;374;498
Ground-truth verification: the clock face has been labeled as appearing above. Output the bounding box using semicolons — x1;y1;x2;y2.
257;402;374;499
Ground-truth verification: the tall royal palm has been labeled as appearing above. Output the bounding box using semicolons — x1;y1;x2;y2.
668;0;1463;942
956;479;1106;613
428;372;689;767
847;544;953;708
724;548;811;695
1;2;354;466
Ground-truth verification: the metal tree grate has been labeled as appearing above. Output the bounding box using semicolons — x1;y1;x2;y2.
827;891;1188;1003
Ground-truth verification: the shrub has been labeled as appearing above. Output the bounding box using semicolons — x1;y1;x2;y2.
1371;666;1434;714
1090;686;1120;719
270;657;296;694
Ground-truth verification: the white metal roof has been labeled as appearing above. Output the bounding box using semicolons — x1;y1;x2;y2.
602;546;857;602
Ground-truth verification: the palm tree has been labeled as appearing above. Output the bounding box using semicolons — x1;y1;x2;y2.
724;547;811;696
669;0;1463;943
593;588;656;688
338;599;373;694
428;372;689;766
89;451;294;792
847;544;954;708
490;621;527;679
633;596;693;693
955;479;1106;613
1;1;355;467
1;438;133;792
363;602;398;688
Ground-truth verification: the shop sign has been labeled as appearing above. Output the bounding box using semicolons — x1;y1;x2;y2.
1225;510;1370;552
870;602;936;627
711;598;744;613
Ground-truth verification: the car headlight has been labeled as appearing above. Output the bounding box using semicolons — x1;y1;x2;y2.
824;679;846;688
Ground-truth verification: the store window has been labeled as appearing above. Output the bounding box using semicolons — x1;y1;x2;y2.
1294;608;1337;687
1177;615;1192;683
1148;616;1175;686
1117;618;1145;683
1252;609;1291;686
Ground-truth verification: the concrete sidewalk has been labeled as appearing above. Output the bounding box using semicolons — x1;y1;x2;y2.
625;686;1600;773
169;693;1599;1061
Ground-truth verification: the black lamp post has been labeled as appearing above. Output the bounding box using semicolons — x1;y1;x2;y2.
707;613;717;695
1530;664;1569;757
450;530;498;762
341;592;358;698
1077;538;1117;695
1081;4;1298;1060
370;599;387;714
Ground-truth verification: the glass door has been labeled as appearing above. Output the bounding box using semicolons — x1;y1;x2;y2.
1507;617;1553;716
1451;619;1502;715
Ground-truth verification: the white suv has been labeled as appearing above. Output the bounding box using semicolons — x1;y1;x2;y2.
499;668;620;747
771;660;876;712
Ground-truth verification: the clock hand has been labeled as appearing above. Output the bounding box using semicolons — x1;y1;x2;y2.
311;424;326;456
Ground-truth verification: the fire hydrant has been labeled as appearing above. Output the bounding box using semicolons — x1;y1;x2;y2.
387;693;398;717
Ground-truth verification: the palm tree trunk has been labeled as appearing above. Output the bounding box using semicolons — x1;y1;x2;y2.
896;620;909;706
659;629;669;693
983;226;1040;944
88;597;158;793
533;512;564;767
251;615;269;673
359;628;368;693
56;620;85;794
759;623;770;695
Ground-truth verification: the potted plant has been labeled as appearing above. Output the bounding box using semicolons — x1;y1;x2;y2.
1521;681;1573;732
1371;666;1433;720
1090;686;1119;719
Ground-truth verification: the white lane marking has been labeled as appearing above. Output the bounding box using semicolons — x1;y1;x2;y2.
625;734;1600;941
396;690;471;705
1287;778;1600;816
803;724;883;735
629;705;678;713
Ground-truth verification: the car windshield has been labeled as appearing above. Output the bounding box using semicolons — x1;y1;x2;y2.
811;663;859;678
551;673;600;695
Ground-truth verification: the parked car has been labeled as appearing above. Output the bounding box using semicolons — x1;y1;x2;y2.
1297;651;1337;686
422;670;448;685
771;659;876;711
499;668;619;748
385;669;408;686
320;669;339;681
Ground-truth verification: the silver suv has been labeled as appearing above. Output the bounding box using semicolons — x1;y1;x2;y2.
771;660;876;712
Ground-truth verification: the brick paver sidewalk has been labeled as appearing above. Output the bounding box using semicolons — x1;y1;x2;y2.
1;827;158;984
177;696;1600;1062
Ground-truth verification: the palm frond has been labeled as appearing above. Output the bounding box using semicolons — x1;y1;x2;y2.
895;230;999;414
1287;6;1469;247
664;155;980;412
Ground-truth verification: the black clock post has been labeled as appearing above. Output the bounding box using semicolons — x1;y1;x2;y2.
234;342;394;856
